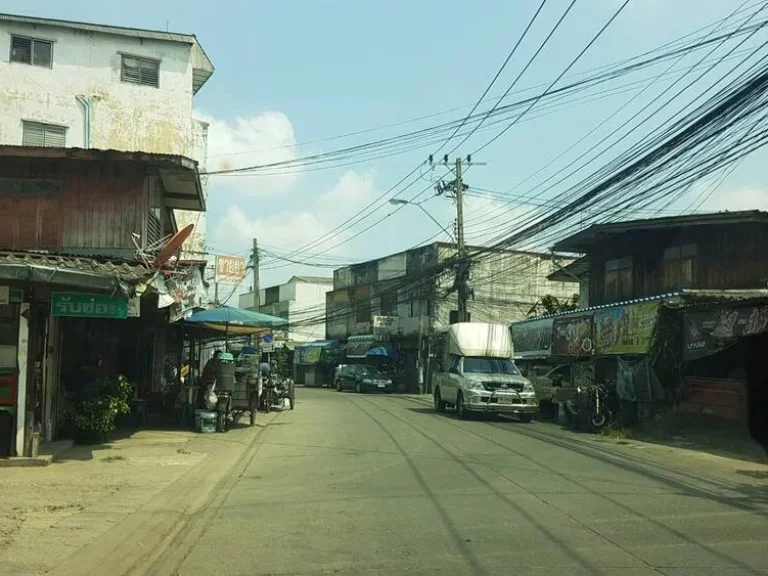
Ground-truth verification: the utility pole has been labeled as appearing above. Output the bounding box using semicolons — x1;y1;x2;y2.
454;158;469;323
430;155;484;323
252;238;260;312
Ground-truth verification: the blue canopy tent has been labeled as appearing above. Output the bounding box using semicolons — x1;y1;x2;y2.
367;346;397;358
183;306;287;336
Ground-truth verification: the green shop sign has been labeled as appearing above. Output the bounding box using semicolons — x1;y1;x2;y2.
52;292;128;319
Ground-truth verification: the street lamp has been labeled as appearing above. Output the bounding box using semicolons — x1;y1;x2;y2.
389;199;455;242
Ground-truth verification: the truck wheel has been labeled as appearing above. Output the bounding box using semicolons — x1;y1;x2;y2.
518;413;533;423
456;393;469;420
434;388;447;413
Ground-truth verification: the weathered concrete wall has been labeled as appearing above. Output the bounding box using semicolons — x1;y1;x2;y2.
0;23;196;154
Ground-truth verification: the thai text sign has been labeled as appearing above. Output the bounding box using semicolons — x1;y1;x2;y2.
52;292;128;319
552;313;594;356
684;304;768;360
511;317;553;358
215;254;247;283
594;302;659;355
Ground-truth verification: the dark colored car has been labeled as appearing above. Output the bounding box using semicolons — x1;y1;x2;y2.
335;364;394;393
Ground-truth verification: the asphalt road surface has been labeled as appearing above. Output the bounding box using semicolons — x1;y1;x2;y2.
170;387;768;576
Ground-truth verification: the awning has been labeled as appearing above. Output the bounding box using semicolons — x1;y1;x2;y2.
367;346;397;358
346;335;380;359
183;305;287;334
295;340;339;364
0;251;149;297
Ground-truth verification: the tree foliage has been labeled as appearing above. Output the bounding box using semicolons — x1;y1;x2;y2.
531;294;581;317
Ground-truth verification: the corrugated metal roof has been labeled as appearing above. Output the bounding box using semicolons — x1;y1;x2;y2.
511;293;682;325
554;210;768;253
0;12;196;44
0;145;196;168
512;288;768;326
0;251;149;282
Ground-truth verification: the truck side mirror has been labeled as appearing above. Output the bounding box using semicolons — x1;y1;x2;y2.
449;366;460;375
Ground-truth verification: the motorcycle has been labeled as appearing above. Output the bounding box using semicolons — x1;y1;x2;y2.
259;375;295;412
564;381;613;431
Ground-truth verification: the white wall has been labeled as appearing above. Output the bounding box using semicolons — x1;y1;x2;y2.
240;279;332;343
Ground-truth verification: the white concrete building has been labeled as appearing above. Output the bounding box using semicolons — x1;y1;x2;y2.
239;276;333;346
0;12;214;255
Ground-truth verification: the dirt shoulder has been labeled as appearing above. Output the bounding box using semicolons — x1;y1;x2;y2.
0;416;275;576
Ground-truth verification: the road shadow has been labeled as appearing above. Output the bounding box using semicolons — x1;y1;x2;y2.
407;407;436;415
624;413;768;466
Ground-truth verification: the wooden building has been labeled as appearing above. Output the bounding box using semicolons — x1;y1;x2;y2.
0;146;205;457
551;211;768;306
545;210;768;423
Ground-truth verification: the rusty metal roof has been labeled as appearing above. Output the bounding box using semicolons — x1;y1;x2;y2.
1;252;147;278
0;251;152;295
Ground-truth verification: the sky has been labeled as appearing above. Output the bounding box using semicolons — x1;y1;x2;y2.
6;0;768;303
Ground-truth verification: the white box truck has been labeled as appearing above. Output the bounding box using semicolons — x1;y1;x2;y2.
430;322;537;421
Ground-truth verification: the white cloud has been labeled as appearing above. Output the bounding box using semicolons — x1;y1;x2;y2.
196;110;298;195
216;169;379;255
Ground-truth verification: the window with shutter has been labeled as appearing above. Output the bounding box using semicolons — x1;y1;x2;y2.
121;55;160;87
10;36;53;67
22;122;67;147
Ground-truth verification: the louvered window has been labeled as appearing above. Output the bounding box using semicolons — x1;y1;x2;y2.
10;35;53;67
22;121;67;147
121;55;160;87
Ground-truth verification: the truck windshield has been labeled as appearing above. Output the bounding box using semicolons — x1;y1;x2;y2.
463;357;520;375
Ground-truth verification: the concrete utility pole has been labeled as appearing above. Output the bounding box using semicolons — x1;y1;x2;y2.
252;238;260;312
430;155;483;323
453;157;469;323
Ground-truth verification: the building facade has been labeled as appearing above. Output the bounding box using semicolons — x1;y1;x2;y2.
513;210;768;423
0;12;214;255
550;211;768;306
239;276;333;346
326;242;577;391
0;146;207;457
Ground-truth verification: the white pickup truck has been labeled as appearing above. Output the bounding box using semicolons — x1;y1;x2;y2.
430;322;537;421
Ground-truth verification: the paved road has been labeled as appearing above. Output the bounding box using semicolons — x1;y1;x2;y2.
170;388;768;576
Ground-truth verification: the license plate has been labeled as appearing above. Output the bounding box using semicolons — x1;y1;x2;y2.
498;396;513;404
377;383;386;388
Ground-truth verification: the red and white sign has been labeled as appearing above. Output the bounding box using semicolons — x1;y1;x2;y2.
215;254;247;283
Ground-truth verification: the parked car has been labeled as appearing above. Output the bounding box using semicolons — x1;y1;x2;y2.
335;364;393;393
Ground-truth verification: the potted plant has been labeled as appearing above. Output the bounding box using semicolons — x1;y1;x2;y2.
65;374;133;444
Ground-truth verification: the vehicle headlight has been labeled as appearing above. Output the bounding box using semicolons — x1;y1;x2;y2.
386;379;392;385
362;379;372;384
523;381;535;393
466;381;484;391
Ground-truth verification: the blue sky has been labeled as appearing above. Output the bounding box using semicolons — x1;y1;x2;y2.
6;1;768;298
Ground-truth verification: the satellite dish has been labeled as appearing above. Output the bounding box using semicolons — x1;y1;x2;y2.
154;224;194;267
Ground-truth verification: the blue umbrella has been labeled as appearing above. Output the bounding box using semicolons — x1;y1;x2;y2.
183;306;287;333
367;346;396;358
